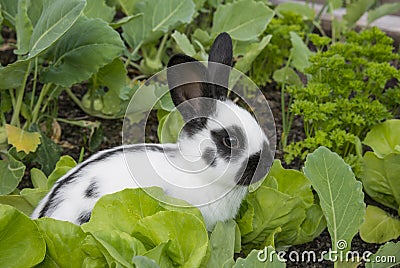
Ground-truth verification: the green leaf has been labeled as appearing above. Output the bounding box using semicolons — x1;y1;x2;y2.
0;0;17;26
343;0;375;27
237;160;324;250
289;31;313;73
234;35;271;74
266;160;313;207
133;211;208;267
365;241;400;268
88;230;146;267
363;119;400;158
233;247;286;268
143;241;175;267
211;0;274;41
110;14;142;29
25;0;44;26
28;0;86;58
275;2;315;21
206;220;236;268
361;152;400;211
0;205;45;267
15;0;33;55
239;186;307;250
157;110;184;143
132;256;160;268
0;195;34;216
0;3;3;26
46;155;77;188
20;188;48;208
84;0;116;22
368;3;400;24
30;168;47;189
359;206;400;244
116;0;139;15
328;0;343;10
35;218;88;267
32;130;61;176
295;204;326;245
0;60;31;90
303;146;366;252
41;16;124;87
97;58;128;116
0;152;26;195
82;187;165;234
272;67;303;87
122;0;195;48
172;31;196;57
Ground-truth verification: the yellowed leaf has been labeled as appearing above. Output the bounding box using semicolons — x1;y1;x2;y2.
5;124;41;154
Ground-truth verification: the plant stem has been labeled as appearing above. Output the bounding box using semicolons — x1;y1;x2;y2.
305;2;328;44
10;61;31;127
124;41;143;69
30;57;39;112
155;33;169;64
280;53;293;149
131;74;148;84
128;61;141;70
65;87;120;120
8;88;15;108
40;85;60;113
31;83;51;124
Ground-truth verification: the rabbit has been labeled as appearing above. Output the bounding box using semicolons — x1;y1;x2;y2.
31;32;274;231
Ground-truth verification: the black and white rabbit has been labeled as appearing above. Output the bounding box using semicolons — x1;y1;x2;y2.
31;33;274;231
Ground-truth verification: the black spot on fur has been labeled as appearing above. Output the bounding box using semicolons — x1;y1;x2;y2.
38;144;173;218
85;181;99;198
182;117;208;137
236;142;273;186
211;126;246;162
38;174;77;218
202;148;217;167
78;211;91;225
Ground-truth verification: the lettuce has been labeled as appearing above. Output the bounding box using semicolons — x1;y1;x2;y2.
237;160;326;251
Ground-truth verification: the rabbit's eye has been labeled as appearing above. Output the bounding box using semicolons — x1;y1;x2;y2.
222;136;239;149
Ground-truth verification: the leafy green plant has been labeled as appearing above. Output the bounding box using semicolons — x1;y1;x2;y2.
359;205;400;244
249;11;310;87
236;159;326;252
0;187;288;267
358;119;400;243
0;155;76;213
326;0;400;41
0;0;126;194
360;119;400;210
365;241;400;268
303;146;366;267
285;27;400;172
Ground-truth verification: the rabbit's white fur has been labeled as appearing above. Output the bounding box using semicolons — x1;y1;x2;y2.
31;33;273;231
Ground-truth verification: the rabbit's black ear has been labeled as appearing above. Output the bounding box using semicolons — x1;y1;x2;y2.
167;54;215;122
208;32;232;101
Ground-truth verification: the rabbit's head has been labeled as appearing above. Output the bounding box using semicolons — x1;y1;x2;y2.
166;33;273;190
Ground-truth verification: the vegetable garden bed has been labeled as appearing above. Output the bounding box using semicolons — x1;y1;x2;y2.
1;0;400;267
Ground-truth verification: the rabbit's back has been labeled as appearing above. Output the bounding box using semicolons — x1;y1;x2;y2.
31;144;177;224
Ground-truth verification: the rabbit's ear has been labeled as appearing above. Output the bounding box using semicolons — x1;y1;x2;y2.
167;54;215;121
208;32;232;101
